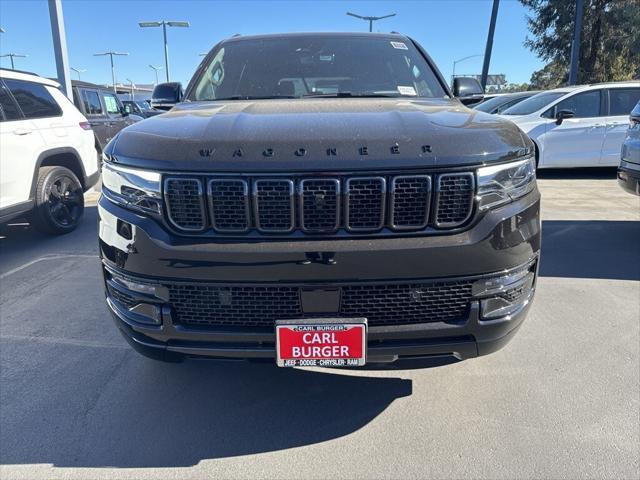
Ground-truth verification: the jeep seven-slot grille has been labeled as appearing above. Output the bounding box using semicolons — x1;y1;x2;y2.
167;280;474;328
163;173;475;234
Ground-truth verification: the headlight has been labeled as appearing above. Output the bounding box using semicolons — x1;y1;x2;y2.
477;157;536;210
102;162;162;215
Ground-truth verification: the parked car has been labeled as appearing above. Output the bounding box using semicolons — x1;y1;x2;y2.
122;99;162;118
71;80;138;153
500;82;640;168
618;101;640;195
100;32;540;366
474;90;540;115
0;69;99;233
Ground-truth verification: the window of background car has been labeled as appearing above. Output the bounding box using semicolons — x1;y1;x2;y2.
609;88;640;116
83;90;103;115
0;83;22;121
190;35;447;101
544;90;601;119
3;79;62;119
501;91;565;115
103;93;121;115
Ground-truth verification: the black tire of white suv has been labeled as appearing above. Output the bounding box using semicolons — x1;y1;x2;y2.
32;166;84;235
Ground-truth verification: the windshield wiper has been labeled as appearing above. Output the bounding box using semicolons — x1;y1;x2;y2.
212;95;297;101
302;92;403;98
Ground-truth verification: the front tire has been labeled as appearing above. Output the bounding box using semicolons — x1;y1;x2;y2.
32;166;84;235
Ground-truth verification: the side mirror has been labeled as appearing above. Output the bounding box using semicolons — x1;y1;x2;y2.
120;106;129;117
452;77;484;106
555;109;575;125
151;82;183;111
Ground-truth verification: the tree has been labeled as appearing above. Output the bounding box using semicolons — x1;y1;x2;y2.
520;0;640;86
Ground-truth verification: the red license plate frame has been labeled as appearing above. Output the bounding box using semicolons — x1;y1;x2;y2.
276;318;367;367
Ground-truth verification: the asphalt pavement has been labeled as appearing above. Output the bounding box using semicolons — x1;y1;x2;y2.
0;169;638;480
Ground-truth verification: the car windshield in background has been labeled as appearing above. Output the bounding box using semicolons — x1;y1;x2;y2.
189;35;447;101
501;91;566;115
475;95;513;112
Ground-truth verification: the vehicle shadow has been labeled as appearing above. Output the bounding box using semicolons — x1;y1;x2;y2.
540;220;640;281
0;206;99;273
0;353;412;468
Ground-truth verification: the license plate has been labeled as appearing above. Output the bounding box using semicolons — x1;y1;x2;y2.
276;318;367;367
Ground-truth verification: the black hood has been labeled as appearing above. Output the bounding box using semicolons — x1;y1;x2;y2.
107;97;532;172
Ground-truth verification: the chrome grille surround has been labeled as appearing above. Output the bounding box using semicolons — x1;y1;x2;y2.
162;171;477;235
164;177;206;231
208;179;250;233
253;179;295;233
433;173;475;228
299;178;341;233
390;175;432;230
344;176;386;232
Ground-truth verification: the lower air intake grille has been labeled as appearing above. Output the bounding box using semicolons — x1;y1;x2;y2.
168;280;473;328
434;173;475;227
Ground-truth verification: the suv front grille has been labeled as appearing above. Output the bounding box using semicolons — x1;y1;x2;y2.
167;280;473;328
163;172;476;236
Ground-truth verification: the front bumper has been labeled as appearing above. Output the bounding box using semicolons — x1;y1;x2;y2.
99;189;541;365
618;161;640;196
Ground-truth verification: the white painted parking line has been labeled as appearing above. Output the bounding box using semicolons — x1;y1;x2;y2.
0;254;97;280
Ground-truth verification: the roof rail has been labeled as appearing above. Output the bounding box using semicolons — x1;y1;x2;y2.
0;67;41;77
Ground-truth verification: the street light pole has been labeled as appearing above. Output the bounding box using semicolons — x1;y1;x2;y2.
451;54;484;84
70;67;86;80
0;53;27;70
126;78;135;100
139;20;190;82
480;0;500;90
346;12;396;32
93;51;129;93
149;64;163;85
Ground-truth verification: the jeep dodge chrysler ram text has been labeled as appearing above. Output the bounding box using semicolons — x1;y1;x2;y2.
100;33;540;366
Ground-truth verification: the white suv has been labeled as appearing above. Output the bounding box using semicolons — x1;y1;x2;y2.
500;81;640;169
0;69;100;234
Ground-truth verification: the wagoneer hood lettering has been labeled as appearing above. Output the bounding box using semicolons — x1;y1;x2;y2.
109;98;530;171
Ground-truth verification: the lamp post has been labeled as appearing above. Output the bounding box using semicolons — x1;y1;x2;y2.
138;20;190;82
346;12;396;32
451;54;483;84
0;53;27;70
148;64;162;84
70;67;86;80
93;51;128;93
126;78;135;100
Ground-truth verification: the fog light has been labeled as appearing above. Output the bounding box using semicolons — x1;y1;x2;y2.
117;219;132;240
473;265;535;319
111;274;169;302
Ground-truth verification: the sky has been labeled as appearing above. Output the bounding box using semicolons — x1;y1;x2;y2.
0;0;545;88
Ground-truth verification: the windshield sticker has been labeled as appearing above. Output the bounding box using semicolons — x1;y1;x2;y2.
390;41;408;50
397;86;417;96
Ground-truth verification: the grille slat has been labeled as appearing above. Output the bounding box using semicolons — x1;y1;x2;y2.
164;178;206;231
162;172;475;235
209;179;250;232
254;179;295;232
390;175;431;229
299;179;340;232
345;177;386;231
168;280;473;328
434;173;475;228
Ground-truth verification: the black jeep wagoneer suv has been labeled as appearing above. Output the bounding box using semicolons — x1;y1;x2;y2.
100;33;540;366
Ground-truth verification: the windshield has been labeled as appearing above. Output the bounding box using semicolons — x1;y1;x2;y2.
474;95;511;112
135;101;150;110
501;91;566;115
189;35;447;101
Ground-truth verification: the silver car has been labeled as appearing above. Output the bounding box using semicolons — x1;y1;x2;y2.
618;101;640;195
